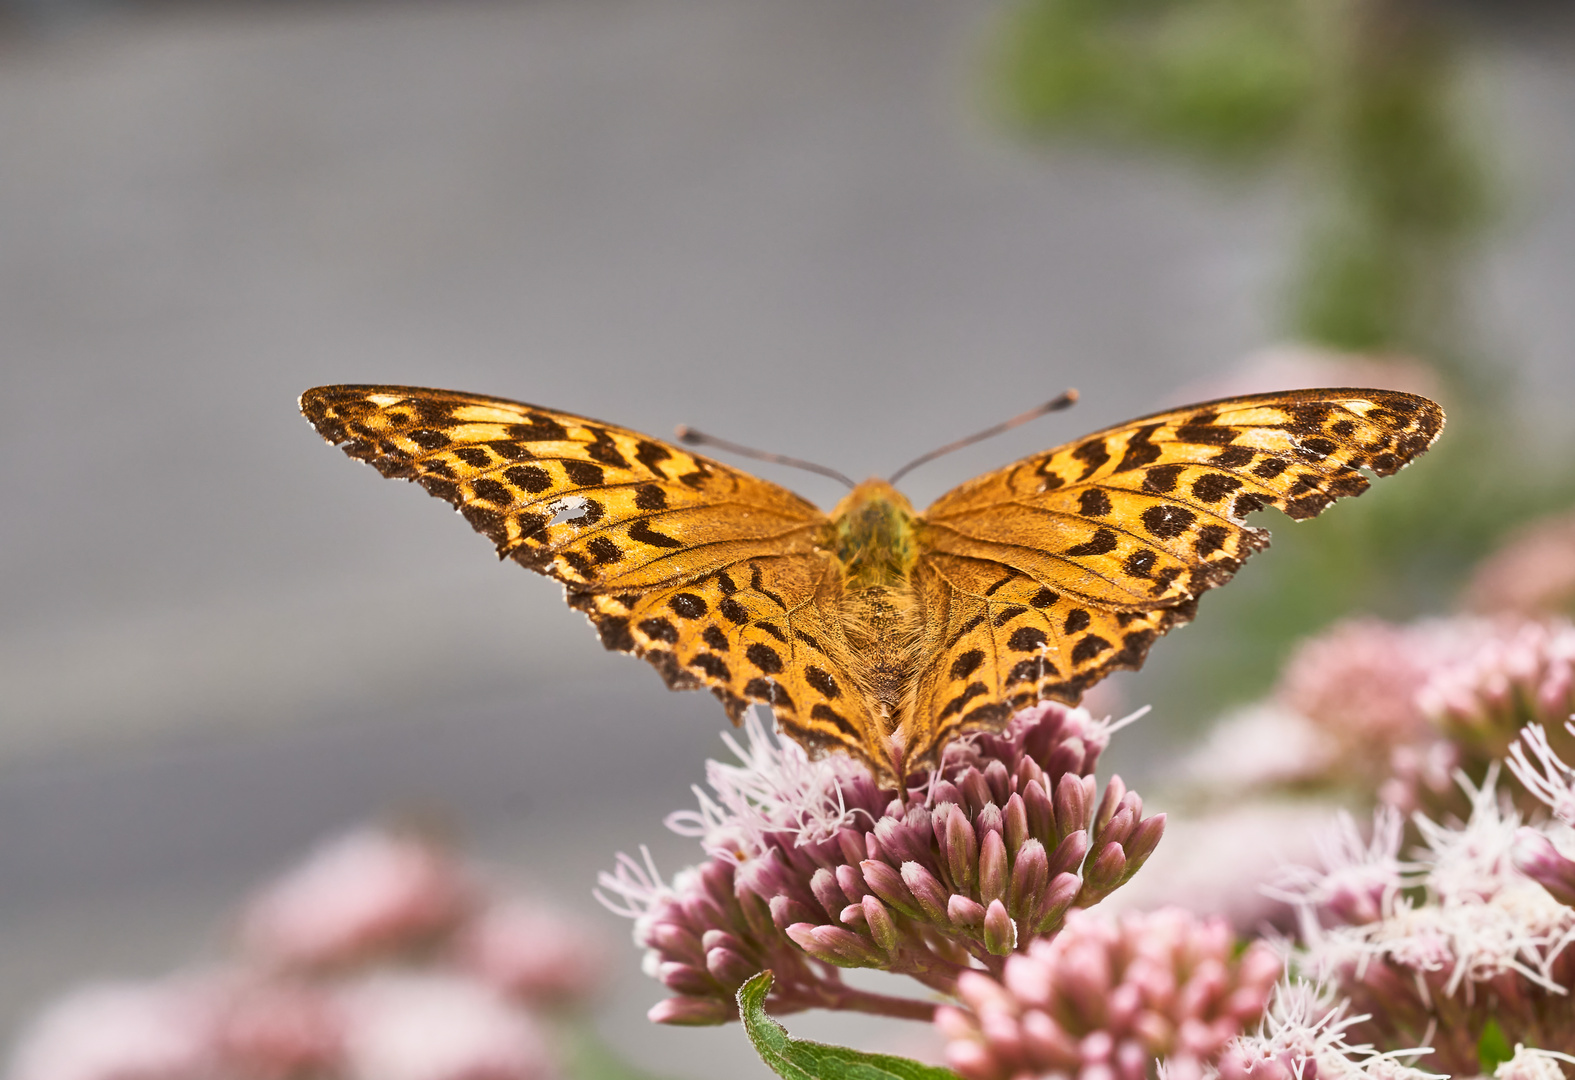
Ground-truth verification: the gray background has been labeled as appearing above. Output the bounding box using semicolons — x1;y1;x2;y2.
1;1;1572;1075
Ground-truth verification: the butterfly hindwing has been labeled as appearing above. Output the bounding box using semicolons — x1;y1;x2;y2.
903;388;1444;762
301;385;885;770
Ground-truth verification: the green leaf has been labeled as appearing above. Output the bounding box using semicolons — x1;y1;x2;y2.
736;971;961;1080
1477;1018;1514;1074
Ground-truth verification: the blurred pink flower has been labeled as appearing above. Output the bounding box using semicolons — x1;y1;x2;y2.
1277;619;1433;758
242;827;473;969
935;907;1280;1080
210;973;343;1077
1418;618;1575;757
338;974;553;1080
1467;510;1575;619
457;898;608;1006
7;980;217;1080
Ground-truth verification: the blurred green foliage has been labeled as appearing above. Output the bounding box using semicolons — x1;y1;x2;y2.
988;0;1575;735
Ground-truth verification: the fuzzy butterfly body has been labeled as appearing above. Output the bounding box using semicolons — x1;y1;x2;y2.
301;385;1443;781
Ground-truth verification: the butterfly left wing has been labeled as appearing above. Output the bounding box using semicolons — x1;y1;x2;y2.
902;388;1444;765
300;385;891;774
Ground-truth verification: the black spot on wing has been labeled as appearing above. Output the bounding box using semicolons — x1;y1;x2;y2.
1071;635;1112;664
1008;626;1047;652
746;643;784;674
505;465;553;493
1064;528;1118;557
1071;439;1111;481
1190;474;1242;504
806;666;841;699
1142;464;1184;493
702;625;729;651
563;460;604;486
949;649;986;680
629;520;684;549
669;593;707;619
1078;489;1113;517
638;617;679;644
1141;504;1196;539
1114;424;1162;471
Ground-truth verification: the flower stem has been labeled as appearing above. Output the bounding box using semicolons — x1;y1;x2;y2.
811;983;939;1022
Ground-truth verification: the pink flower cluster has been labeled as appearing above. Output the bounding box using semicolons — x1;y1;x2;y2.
9;828;606;1080
600;703;1164;1024
1274;615;1575;817
935;907;1281;1080
1275;775;1575;1076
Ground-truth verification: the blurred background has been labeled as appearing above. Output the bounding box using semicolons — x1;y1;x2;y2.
1;0;1572;1076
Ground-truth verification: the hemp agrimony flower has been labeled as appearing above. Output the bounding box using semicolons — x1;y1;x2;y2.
599;702;1164;1022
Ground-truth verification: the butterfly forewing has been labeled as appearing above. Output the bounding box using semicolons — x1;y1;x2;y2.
301;385;887;772
901;388;1444;765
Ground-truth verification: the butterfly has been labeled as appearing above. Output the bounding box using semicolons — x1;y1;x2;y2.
301;385;1443;782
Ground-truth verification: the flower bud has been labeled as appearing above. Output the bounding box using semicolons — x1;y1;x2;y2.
986;760;1013;804
1081;842;1128;897
769;895;815;931
949;895;986;929
1007;838;1049;918
1122;813;1166;869
862;895;900;956
657;961;715;995
1003;793;1029;858
861;860;920;917
1029;871;1081;933
1023;778;1056;846
945;805;979;895
648;995;731;1025
1095;805;1136;850
706;945;759;985
835;863;867;904
810;868;844;921
1055;774;1090;837
983;899;1016;955
1095;776;1127;835
960;770;994;817
1513;827;1575;907
980;830;1009;907
786;923;882;967
902;861;951;923
1049;829;1091;877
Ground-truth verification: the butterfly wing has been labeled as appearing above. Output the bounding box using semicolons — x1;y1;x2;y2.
903;387;1444;764
300;386;884;768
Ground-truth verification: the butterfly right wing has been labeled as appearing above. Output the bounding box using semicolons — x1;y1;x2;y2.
300;385;886;772
902;388;1445;765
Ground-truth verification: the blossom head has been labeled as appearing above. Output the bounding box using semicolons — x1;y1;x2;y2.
242;827;473;970
602;703;1164;1021
936;907;1281;1080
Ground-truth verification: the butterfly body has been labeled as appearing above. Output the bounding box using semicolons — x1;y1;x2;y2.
302;384;1443;781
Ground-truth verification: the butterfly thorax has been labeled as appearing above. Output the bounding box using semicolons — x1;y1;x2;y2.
828;480;924;730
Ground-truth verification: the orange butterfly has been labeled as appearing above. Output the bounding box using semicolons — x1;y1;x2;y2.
301;385;1442;781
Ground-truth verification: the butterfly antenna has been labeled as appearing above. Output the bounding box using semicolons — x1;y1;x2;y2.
674;426;858;489
887;388;1080;485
